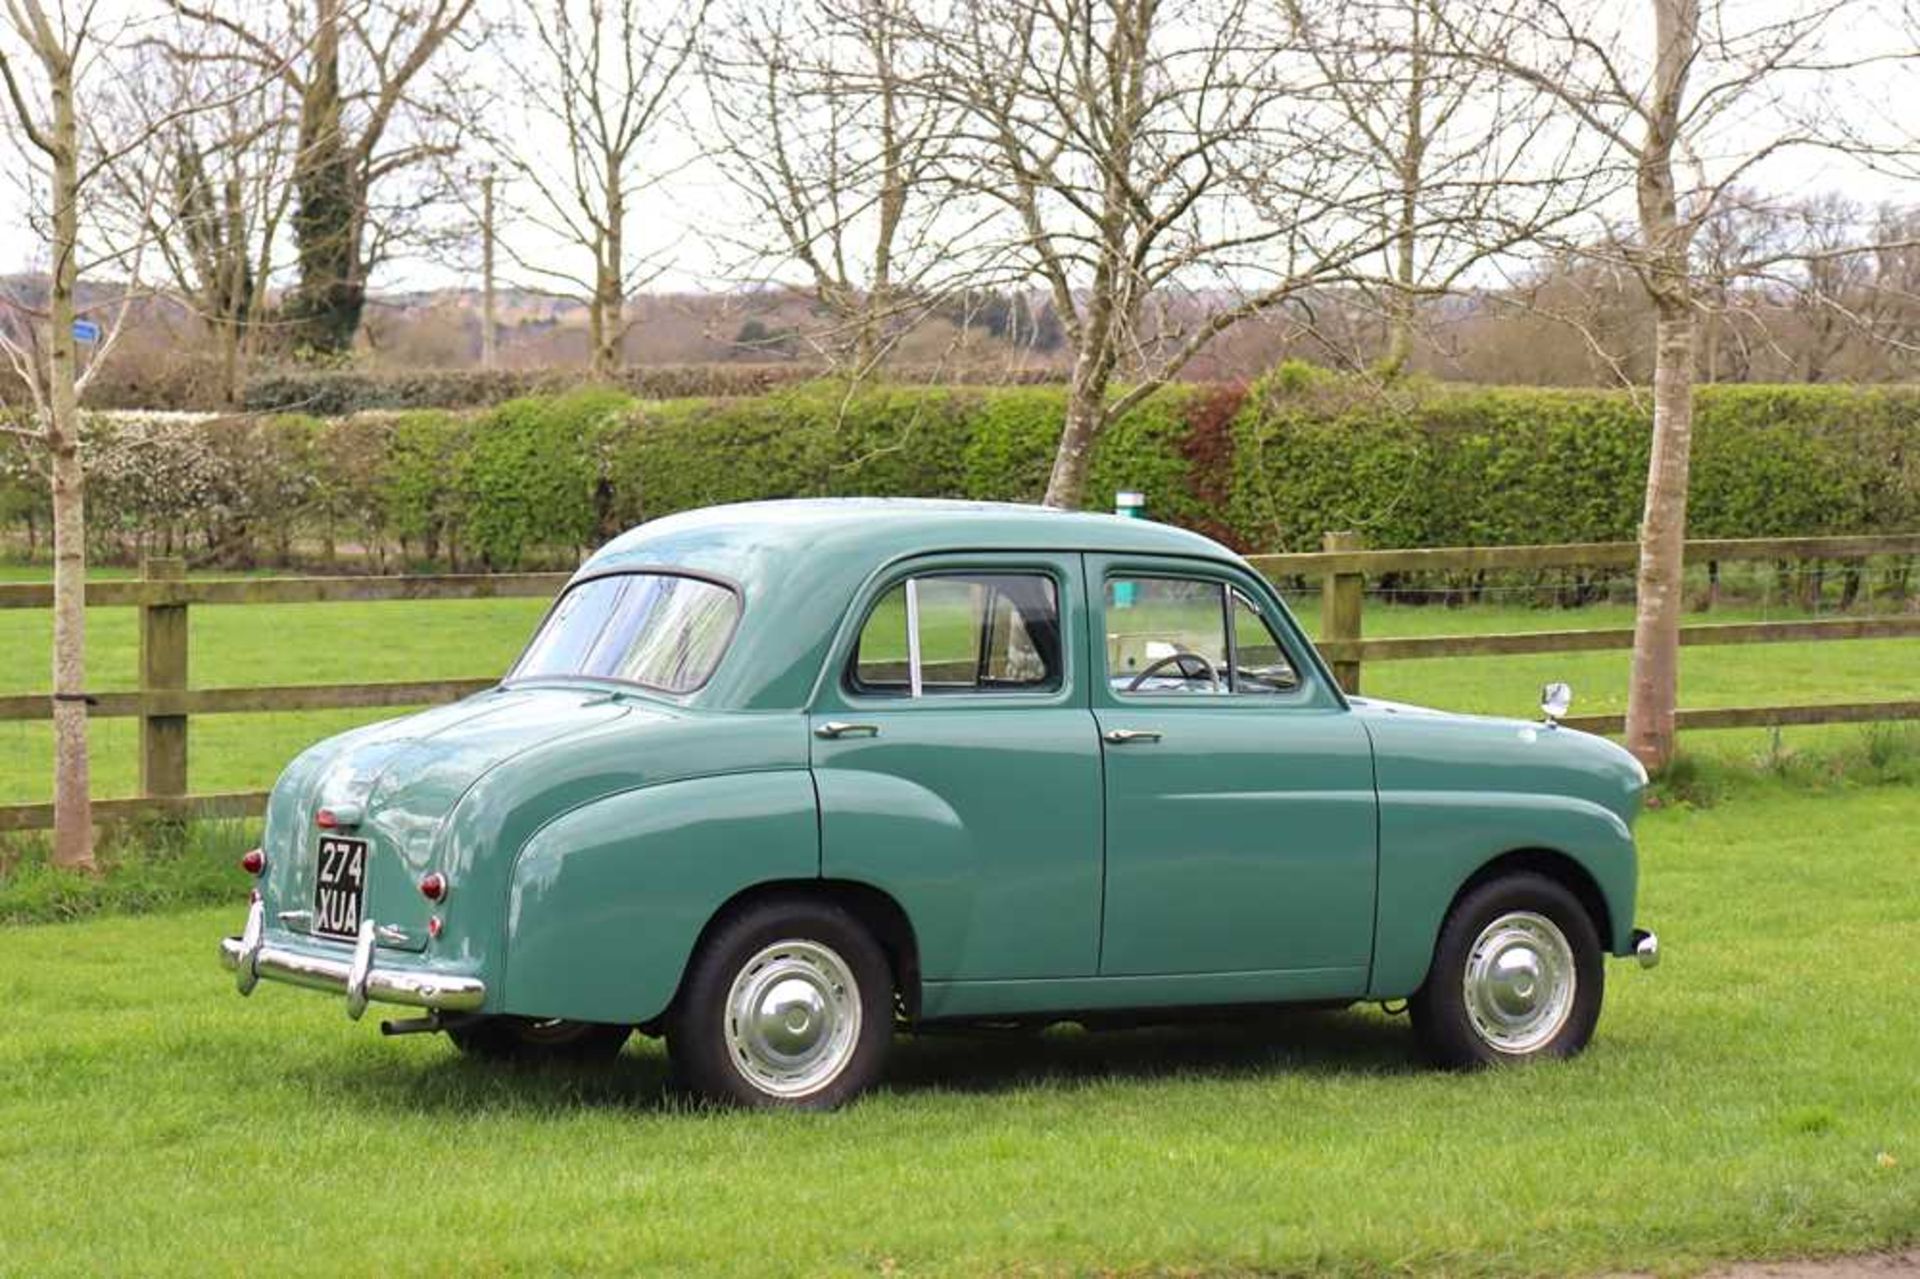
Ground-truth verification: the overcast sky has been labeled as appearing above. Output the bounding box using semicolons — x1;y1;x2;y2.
1;0;1915;297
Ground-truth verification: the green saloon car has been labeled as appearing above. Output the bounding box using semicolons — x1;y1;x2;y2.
221;498;1659;1108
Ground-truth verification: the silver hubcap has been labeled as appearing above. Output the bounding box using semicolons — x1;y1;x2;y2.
1463;911;1577;1054
725;939;861;1098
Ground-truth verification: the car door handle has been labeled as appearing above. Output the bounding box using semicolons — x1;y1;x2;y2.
1102;728;1163;744
815;721;881;740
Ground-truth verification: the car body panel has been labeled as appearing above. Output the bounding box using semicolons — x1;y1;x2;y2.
1085;552;1379;977
1355;698;1643;996
810;551;1104;982
501;770;820;1023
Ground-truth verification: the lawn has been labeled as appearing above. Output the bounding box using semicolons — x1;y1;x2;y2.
0;562;1915;1272
1;566;1914;803
0;781;1913;1275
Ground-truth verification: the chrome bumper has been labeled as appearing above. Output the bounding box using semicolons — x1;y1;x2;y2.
1632;927;1660;969
220;897;485;1019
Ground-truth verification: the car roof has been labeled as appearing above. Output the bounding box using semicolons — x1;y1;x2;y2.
583;498;1231;577
575;499;1245;710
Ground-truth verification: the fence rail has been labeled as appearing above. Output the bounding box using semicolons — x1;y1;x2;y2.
1;532;1914;833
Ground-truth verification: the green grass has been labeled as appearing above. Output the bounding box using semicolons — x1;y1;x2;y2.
0;783;1913;1275
1;565;1914;1271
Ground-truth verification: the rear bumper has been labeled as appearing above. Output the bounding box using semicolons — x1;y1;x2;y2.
220;896;486;1019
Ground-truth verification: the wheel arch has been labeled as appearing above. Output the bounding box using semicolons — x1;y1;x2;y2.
1453;847;1614;955
653;878;923;1031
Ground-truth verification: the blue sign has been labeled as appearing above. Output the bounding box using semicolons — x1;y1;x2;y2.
72;319;101;344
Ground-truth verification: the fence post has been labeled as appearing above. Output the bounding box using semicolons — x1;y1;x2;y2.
1321;531;1364;694
139;557;188;803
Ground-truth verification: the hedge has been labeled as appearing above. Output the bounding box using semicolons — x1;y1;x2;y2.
239;363;1069;415
2;372;1913;571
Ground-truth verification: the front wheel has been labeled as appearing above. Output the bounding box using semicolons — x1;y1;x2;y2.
446;1016;631;1063
667;898;893;1109
1410;873;1604;1068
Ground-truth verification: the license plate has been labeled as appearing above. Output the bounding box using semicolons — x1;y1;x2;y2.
313;835;369;941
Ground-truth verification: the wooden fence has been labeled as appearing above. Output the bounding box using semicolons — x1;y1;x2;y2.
1;533;1916;832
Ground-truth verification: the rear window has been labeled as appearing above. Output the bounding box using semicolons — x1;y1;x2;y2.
512;573;740;694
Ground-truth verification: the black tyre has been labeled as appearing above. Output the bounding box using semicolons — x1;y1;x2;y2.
1409;872;1604;1068
446;1016;631;1063
667;897;893;1109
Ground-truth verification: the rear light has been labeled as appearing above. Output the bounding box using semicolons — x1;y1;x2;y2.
419;873;448;902
315;809;338;829
428;915;444;939
240;848;266;876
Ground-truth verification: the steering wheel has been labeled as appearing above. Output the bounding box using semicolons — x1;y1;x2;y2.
1127;650;1220;693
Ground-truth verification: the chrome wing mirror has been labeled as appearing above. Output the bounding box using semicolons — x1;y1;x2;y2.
1540;681;1573;727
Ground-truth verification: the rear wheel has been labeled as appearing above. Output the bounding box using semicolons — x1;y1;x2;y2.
446;1016;631;1063
667;898;893;1109
1410;872;1603;1068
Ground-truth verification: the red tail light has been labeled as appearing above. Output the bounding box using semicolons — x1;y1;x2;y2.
315;809;338;829
428;915;444;939
419;873;448;902
240;848;266;876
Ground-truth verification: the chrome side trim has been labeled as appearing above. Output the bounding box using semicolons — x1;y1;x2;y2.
218;931;486;1014
1632;928;1660;970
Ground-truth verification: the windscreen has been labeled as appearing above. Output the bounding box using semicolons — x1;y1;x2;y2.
511;573;740;694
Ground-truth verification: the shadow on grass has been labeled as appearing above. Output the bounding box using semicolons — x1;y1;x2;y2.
290;1007;1419;1117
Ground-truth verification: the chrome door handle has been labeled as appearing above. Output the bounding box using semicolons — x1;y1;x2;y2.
1102;728;1163;744
815;721;881;740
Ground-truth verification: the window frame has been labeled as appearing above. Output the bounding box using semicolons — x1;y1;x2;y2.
842;567;1068;702
1099;566;1316;705
504;566;744;698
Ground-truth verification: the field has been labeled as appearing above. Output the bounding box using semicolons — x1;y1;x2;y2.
0;562;1915;1273
0;781;1914;1274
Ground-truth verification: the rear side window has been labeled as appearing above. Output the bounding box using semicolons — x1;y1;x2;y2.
852;573;1061;696
512;573;740;694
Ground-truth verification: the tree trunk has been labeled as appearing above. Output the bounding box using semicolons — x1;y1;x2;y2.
480;169;499;370
1043;375;1105;510
218;316;243;407
1379;4;1426;380
45;42;94;870
1622;0;1699;773
1623;306;1695;770
592;169;624;380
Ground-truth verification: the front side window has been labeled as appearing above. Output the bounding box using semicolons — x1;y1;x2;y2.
512;573;739;694
852;573;1060;696
1106;577;1299;696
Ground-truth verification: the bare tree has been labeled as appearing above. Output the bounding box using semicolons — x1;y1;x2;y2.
702;0;970;371
103;36;297;403
0;0;98;868
0;0;221;867
488;0;711;379
1434;0;1917;769
1281;0;1582;377
169;0;478;356
918;0;1582;508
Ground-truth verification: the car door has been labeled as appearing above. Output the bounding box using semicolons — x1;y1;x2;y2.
810;553;1104;982
1089;554;1378;980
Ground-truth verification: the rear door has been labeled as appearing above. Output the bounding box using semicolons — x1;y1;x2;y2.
1089;555;1378;980
810;553;1103;981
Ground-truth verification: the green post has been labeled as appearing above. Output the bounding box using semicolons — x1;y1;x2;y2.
140;557;188;801
1321;531;1363;695
1113;491;1144;607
